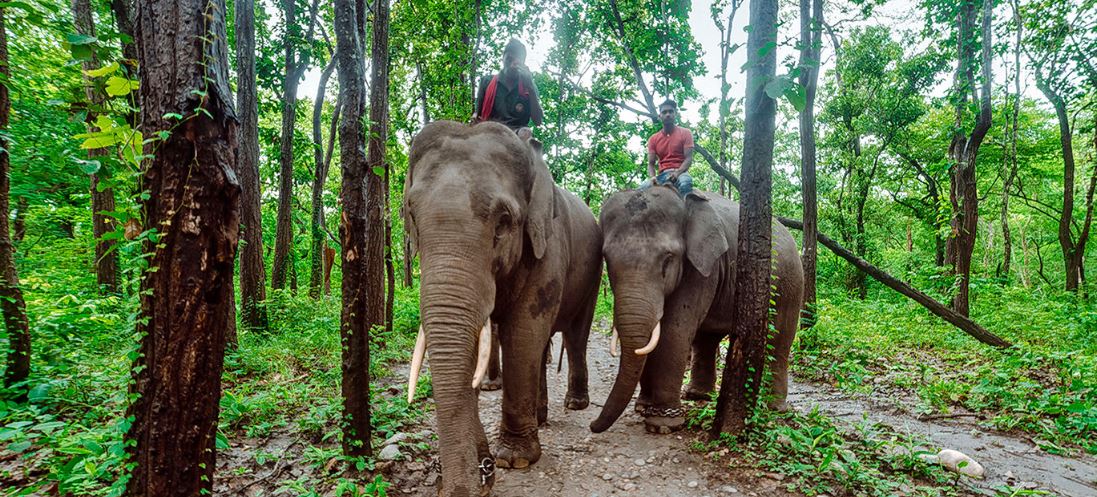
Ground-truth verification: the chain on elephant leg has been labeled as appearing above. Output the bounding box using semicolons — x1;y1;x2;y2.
640;405;688;434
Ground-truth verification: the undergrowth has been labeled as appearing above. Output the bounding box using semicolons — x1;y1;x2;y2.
795;284;1097;455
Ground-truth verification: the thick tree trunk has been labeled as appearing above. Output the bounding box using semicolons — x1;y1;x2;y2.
310;56;338;299
384;162;395;335
946;0;993;317
236;0;268;331
0;9;30;400
798;0;822;323
125;0;240;492
73;0;120;294
271;0;302;291
365;0;390;373
712;0;777;438
109;0;139;118
336;0;372;457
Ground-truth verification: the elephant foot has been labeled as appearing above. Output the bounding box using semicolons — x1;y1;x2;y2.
494;432;542;470
640;405;687;434
564;392;589;410
480;376;502;391
682;385;712;401
634;395;651;414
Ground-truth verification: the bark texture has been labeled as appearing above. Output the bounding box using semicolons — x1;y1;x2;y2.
798;0;822;324
125;0;240;492
0;8;30;399
335;0;372;457
310;55;339;299
73;0;120;293
236;0;268;331
945;0;993;316
711;0;777;437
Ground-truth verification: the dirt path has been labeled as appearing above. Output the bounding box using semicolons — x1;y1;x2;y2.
388;332;792;496
788;380;1097;497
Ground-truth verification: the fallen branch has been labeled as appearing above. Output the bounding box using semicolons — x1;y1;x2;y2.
700;153;1013;349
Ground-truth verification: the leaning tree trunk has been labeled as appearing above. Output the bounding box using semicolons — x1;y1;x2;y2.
711;0;778;438
335;0;372;457
798;0;822;324
236;0;268;331
73;0;120;294
310;55;337;299
946;0;993;317
0;8;30;400
125;0;240;492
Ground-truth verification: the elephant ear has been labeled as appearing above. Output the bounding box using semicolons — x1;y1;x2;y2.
524;136;555;259
401;144;419;257
685;196;728;278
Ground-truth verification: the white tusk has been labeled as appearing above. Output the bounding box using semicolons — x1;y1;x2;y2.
470;319;492;388
407;326;427;403
609;327;619;357
634;322;661;355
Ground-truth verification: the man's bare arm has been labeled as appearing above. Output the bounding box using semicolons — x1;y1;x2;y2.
647;151;658;178
678;147;694;174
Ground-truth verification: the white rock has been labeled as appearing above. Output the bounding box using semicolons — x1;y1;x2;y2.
602;473;614;481
382;433;409;446
720;485;739;494
634;458;646;466
937;449;985;479
688;481;699;488
378;444;403;461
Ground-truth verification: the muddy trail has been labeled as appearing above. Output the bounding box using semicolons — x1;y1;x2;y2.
384;328;1097;497
788;380;1097;497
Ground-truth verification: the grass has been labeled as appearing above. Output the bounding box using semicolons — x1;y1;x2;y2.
0;236;424;496
795;283;1097;455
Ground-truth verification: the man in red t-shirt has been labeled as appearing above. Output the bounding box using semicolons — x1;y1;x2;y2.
643;99;694;196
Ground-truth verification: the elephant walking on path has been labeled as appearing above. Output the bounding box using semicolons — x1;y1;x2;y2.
591;185;804;435
402;121;602;497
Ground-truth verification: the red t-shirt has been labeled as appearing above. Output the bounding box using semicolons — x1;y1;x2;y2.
647;126;694;173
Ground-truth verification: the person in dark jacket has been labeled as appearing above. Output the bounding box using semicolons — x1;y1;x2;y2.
472;39;543;130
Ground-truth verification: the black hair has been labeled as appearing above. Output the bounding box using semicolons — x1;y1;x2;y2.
504;38;527;61
659;98;678;110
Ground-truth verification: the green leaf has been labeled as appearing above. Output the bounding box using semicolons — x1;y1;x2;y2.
105;76;139;97
784;84;807;112
84;62;119;78
763;75;792;100
65;33;97;45
77;132;119;149
8;441;31;453
372;166;384;176
76;159;101;175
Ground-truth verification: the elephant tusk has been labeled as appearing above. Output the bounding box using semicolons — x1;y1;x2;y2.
609;327;619;357
470;319;492;389
407;326;427;403
634;322;661;355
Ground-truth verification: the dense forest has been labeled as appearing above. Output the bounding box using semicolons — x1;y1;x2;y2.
0;0;1095;495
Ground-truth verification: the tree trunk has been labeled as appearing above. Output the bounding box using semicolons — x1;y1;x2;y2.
125;0;240;491
946;0;993;317
271;0;302;291
384;160;395;335
711;0;777;438
310;55;338;299
73;0;121;294
0;9;30;400
336;0;372;457
799;0;822;322
109;0;139;117
236;0;268;331
1002;0;1021;279
365;0;390;375
12;196;25;242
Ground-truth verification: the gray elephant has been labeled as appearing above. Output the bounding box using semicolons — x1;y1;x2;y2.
402;121;602;497
590;185;804;435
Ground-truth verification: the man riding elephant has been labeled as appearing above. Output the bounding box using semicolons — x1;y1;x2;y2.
471;39;544;131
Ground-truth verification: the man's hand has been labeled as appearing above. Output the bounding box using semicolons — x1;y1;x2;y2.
666;169;681;183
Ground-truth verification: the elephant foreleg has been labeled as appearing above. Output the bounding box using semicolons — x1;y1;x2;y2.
495;320;552;469
684;332;723;401
538;341;550;425
561;307;593;410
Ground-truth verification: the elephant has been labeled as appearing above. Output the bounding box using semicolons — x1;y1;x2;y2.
590;185;804;435
402;121;602;497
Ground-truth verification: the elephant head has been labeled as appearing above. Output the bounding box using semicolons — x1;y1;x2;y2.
590;186;728;433
402;121;555;496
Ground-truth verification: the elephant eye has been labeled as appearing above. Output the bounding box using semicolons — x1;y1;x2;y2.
661;253;675;277
494;212;513;243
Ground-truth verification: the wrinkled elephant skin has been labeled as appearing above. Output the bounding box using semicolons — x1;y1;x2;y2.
591;186;804;434
403;121;602;496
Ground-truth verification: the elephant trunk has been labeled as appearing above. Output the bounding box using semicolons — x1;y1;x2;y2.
590;293;662;433
419;234;496;496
